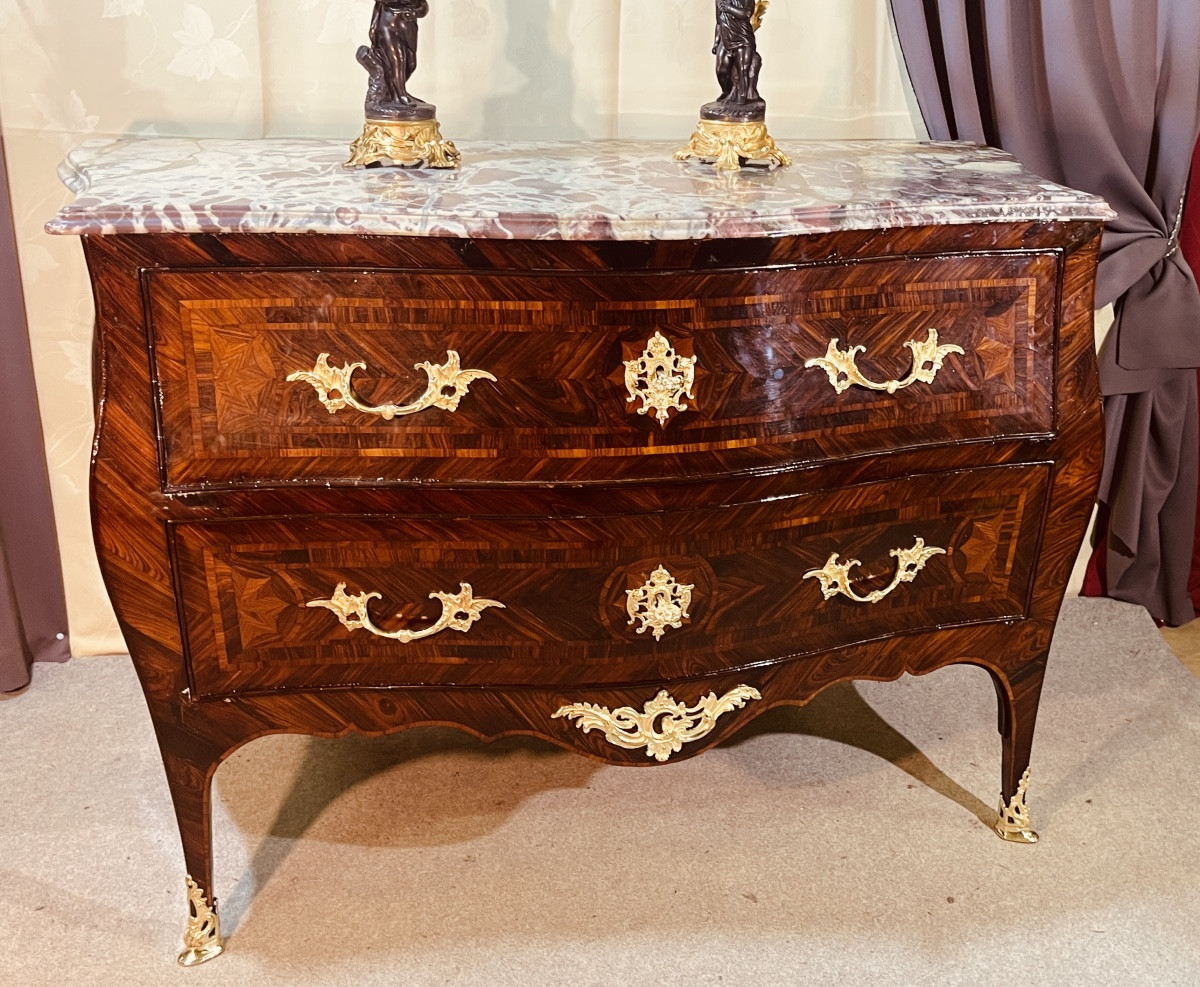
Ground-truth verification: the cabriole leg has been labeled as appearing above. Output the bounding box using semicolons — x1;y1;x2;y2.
158;742;225;964
989;660;1046;844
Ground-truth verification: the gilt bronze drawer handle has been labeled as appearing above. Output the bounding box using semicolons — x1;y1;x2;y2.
307;581;505;643
803;328;963;395
626;565;694;640
624;331;697;426
803;537;946;604
288;351;496;420
552;686;762;762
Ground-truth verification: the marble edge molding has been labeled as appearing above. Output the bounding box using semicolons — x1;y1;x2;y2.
45;136;1116;241
43;199;1117;242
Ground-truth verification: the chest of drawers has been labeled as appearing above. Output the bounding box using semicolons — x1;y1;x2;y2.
51;137;1112;964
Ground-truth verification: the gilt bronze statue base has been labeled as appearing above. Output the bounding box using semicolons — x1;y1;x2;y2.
674;119;790;172
347;118;460;170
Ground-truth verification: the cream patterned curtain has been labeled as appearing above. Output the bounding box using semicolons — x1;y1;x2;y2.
0;0;915;656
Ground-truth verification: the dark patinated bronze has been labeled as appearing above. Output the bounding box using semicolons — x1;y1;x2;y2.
703;0;767;122
358;0;435;122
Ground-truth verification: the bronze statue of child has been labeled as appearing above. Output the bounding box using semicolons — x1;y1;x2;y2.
359;0;434;120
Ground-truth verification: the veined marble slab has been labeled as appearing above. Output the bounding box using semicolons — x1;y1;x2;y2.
47;137;1114;240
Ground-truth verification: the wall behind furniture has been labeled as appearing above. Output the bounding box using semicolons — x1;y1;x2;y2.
0;0;915;656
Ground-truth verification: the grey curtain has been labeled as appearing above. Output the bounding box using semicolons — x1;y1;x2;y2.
1;129;70;692
889;0;1200;625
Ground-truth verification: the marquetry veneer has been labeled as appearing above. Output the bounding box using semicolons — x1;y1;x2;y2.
64;140;1107;964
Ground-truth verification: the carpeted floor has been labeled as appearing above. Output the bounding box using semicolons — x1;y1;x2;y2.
1161;618;1200;678
3;596;1199;986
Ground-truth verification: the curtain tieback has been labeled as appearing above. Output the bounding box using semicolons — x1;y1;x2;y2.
1164;185;1189;259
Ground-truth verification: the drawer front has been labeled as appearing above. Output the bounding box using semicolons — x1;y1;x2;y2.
149;254;1057;489
174;465;1049;698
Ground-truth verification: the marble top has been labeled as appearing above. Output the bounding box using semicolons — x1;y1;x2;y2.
47;137;1114;241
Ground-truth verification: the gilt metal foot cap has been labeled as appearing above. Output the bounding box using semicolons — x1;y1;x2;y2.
178;876;224;966
993;767;1039;844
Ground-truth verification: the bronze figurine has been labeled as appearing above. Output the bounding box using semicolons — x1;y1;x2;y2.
706;0;765;122
347;0;459;169
360;0;433;121
676;0;790;170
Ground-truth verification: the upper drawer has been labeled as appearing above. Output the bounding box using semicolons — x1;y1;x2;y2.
148;253;1059;489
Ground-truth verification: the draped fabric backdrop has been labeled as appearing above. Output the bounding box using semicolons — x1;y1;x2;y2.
0;128;71;692
889;0;1200;627
0;1;916;658
1180;140;1200;612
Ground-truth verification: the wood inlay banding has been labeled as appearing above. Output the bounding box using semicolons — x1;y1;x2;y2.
71;170;1104;959
147;253;1057;489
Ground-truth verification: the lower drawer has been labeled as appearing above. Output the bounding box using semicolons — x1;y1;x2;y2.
174;465;1049;698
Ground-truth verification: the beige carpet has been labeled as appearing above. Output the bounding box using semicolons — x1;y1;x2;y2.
3;596;1199;986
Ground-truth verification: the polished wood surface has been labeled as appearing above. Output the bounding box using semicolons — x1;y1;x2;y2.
83;216;1104;934
147;252;1056;487
173;464;1047;697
